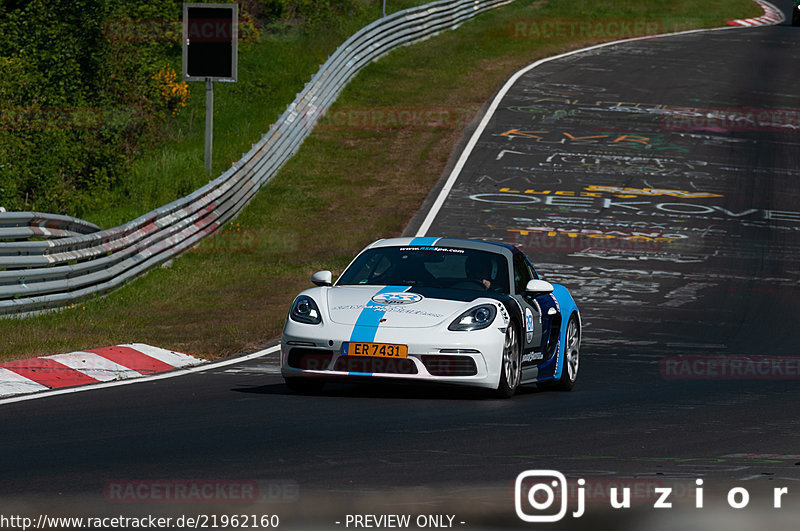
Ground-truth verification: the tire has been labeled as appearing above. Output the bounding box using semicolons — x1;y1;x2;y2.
285;377;325;394
495;322;521;398
539;313;580;392
794;9;800;26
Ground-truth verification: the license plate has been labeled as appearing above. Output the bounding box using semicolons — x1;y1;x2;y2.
342;342;408;358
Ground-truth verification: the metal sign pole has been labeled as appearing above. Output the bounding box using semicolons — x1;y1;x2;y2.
383;0;386;17
205;77;213;175
183;3;238;176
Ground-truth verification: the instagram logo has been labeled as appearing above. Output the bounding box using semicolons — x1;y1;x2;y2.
515;470;585;522
515;470;792;521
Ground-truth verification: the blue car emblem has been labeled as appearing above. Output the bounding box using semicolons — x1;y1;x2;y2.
525;307;535;343
371;292;423;305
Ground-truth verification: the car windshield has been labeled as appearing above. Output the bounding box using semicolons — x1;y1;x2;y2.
337;246;510;293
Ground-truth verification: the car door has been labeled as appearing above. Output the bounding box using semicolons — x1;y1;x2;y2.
512;253;544;371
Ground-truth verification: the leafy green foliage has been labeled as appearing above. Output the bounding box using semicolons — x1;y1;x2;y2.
248;0;368;27
0;0;189;215
0;0;423;217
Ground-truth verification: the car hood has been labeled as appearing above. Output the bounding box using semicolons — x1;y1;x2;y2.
326;285;484;328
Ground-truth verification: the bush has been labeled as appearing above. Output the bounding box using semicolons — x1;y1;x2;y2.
0;0;369;217
253;0;368;26
0;0;186;216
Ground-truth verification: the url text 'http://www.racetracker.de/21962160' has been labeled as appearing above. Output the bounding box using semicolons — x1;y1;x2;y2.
0;514;281;530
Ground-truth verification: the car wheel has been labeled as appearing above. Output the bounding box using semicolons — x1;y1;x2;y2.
285;377;325;394
541;313;580;391
794;10;800;26
495;323;521;398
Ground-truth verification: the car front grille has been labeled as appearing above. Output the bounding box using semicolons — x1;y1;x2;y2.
421;355;478;376
333;356;418;374
287;348;334;370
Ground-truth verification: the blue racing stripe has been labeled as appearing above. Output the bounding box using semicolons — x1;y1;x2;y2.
409;237;439;247
349;286;409;343
551;283;579;380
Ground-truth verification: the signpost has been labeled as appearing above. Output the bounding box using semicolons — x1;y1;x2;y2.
182;3;238;176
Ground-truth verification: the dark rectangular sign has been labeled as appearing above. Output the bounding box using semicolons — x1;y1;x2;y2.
182;3;238;81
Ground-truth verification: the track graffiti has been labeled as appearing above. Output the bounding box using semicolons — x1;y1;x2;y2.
509;226;687;241
506;105;592;122
415;24;800;391
468;191;800;225
543;152;710;170
661;282;718;308
496;129;690;153
493;150;717;179
492;185;723;199
509;217;730;236
566;251;708;263
506;229;673;254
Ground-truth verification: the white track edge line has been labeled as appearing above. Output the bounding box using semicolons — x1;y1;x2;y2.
414;1;785;237
0;345;281;406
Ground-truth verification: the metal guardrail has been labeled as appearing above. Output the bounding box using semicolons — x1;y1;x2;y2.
0;0;514;316
0;212;100;242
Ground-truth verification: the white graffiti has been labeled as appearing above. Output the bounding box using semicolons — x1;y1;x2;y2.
567;252;708;263
469;192;800;224
511;216;730;236
661;282;718;308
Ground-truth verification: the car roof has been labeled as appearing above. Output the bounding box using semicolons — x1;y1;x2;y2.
366;237;518;256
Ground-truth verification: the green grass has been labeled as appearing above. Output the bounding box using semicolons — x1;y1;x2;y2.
0;0;762;361
87;1;434;228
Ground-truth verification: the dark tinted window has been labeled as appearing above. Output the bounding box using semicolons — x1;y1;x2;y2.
337;246;510;293
513;253;538;294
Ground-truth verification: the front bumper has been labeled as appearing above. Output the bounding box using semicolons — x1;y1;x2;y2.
280;319;506;389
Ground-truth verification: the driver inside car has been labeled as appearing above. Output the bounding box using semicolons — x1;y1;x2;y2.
465;254;493;290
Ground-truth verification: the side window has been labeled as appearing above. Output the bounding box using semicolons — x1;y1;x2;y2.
525;257;539;281
513;254;532;295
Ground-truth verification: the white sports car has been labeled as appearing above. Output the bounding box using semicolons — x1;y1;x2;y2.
281;237;580;397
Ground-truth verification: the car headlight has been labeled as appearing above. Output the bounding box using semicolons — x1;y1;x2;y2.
290;295;322;324
448;304;497;331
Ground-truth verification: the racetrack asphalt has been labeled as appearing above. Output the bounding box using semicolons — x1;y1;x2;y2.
2;3;800;530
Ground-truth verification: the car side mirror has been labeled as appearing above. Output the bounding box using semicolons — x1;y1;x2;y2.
311;270;333;287
525;279;554;296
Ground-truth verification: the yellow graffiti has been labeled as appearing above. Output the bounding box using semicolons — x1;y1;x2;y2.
584;185;723;199
507;228;681;243
497;186;723;200
500;129;650;145
499;187;603;197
